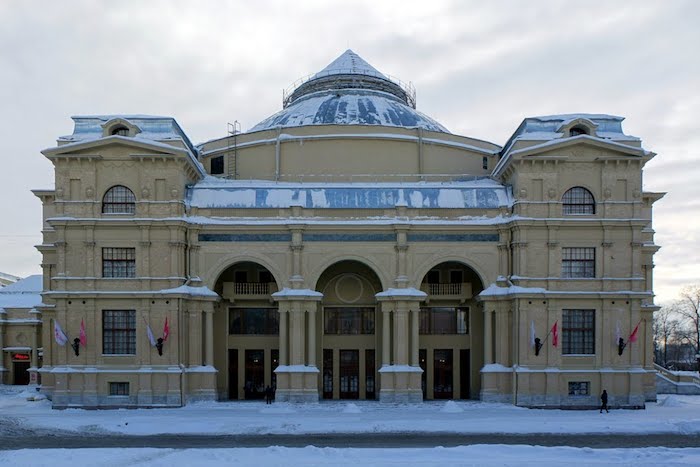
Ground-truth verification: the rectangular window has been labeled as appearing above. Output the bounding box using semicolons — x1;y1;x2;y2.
102;247;136;278
229;308;279;335
324;307;375;335
568;381;590;396
562;247;595;278
103;310;136;355
211;155;224;175
419;307;469;334
482;156;488;170
563;309;595;355
109;382;130;396
449;270;463;284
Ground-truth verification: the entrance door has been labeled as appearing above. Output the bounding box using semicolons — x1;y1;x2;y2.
228;349;238;400
13;361;30;385
460;349;471;399
244;349;265;400
339;350;359;399
433;349;453;399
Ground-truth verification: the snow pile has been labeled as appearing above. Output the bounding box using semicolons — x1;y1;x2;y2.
341;403;362;414
659;396;683;407
440;401;464;413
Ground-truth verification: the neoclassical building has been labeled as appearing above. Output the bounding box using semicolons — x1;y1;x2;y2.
34;50;663;408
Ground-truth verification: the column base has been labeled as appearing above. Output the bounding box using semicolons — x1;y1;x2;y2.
378;365;423;403
274;365;320;402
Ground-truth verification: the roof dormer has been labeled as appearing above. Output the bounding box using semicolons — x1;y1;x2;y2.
556;117;599;138
101;117;142;138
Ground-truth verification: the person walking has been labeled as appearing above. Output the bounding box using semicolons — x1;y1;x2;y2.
265;385;273;405
600;389;609;413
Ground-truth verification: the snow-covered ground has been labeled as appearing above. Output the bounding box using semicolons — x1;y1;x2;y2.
2;386;700;466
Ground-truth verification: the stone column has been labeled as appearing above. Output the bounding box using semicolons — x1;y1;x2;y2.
376;288;426;403
307;304;316;367
29;324;39;385
410;305;420;367
271;289;323;402
204;309;214;366
484;309;493;365
382;303;391;365
393;304;409;366
279;306;288;366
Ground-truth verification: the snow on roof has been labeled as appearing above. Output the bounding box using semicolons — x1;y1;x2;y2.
271;288;324;299
0;272;21;283
188;178;511;210
250;89;447;133
375;288;427;299
0;274;43;311
156;285;219;298
1;274;42;293
55;115;206;177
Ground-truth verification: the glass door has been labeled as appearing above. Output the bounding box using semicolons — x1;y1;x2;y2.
339;350;359;399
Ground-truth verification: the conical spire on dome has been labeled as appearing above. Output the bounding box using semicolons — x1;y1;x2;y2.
313;49;388;80
283;50;415;109
250;50;448;134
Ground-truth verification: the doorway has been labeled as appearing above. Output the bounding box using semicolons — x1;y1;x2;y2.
433;349;453;399
244;349;264;399
339;350;359;399
13;361;30;385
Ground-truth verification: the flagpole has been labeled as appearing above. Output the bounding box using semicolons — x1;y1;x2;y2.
540;324;554;346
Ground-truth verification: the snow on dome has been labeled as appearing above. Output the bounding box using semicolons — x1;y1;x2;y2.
250;90;448;133
250;50;449;133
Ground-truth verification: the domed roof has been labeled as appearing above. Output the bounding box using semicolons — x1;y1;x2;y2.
249;50;449;133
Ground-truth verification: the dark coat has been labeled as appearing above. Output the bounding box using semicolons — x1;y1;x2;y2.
601;390;608;404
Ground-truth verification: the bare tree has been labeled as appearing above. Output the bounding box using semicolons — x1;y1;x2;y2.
654;306;681;366
675;285;700;356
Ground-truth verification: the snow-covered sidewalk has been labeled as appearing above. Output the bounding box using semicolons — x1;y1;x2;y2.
3;386;700;466
1;385;699;437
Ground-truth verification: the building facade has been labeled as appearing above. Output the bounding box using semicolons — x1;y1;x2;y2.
34;50;663;408
0;275;43;385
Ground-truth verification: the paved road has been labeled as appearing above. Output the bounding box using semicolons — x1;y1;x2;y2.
2;432;700;450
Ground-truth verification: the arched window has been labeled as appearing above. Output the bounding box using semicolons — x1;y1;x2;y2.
102;185;136;214
562;187;595;215
111;126;130;136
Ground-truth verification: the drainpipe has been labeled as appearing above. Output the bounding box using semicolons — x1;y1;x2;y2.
275;127;282;181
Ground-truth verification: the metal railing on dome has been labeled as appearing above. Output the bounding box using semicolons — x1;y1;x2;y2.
282;69;416;109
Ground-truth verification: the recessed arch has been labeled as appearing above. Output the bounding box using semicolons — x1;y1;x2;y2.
308;254;390;292
205;254;285;292
412;255;489;291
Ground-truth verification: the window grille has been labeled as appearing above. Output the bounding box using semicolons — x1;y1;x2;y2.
562;187;595;215
102;185;136;214
103;310;136;355
568;381;590;395
109;382;130;395
562;247;595;278
102;247;136;278
563;309;595;354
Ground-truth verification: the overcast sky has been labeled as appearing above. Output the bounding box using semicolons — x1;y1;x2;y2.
0;0;697;304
